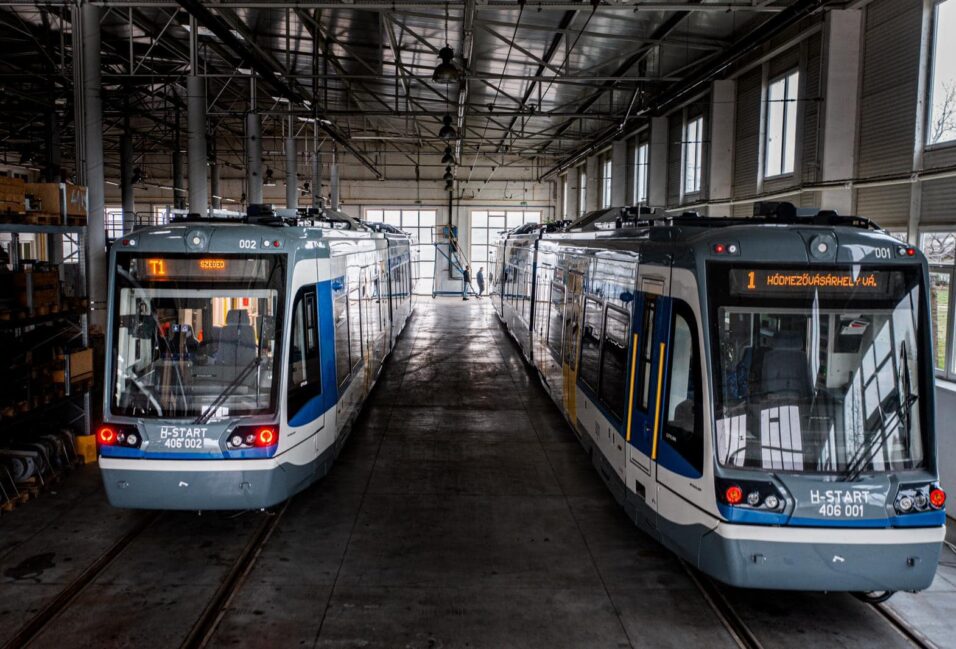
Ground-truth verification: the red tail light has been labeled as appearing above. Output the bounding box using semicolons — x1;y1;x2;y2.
97;426;116;445
725;485;743;505
930;488;946;508
255;427;277;447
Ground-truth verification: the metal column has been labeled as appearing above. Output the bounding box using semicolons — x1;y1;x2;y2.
73;2;107;330
173;109;185;211
187;18;208;215
285;119;298;209
120;125;135;233
246;113;263;205
329;147;339;210
210;161;221;210
311;143;322;209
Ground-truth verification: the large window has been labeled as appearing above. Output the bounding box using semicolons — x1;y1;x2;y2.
599;306;630;420
634;142;649;205
470;209;540;281
765;70;800;177
664;304;703;474
922;231;956;377
929;0;956;146
366;208;436;295
561;174;569;219
578;166;587;216
579;297;603;390
600;153;613;209
683;116;703;195
287;287;321;419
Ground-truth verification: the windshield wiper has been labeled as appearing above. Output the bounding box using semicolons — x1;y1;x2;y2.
193;356;261;425
841;343;918;482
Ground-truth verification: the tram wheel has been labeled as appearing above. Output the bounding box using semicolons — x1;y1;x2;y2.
852;590;895;604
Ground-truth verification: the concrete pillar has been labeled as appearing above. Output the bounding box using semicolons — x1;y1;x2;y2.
611;140;628;207
74;2;107;329
246;112;263;205
649;116;668;208
311;147;322;208
172;109;185;211
586;155;599;212
187;75;208;215
44;107;61;182
210;161;221;210
330;148;339;210
820;9;863;216
285;134;298;209
709;80;736;206
120;129;135;233
568;169;581;218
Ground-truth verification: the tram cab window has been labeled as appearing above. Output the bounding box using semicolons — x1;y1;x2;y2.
664;305;703;474
599;305;630;420
288;287;322;417
579;297;604;390
333;283;350;388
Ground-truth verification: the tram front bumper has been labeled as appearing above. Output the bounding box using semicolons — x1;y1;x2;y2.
99;456;318;510
699;522;945;592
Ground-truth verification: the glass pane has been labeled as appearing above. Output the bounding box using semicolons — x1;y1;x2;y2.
401;210;419;226
921;232;956;264
472;245;488;264
472;211;488;227
929;0;956;145
489;215;506;229
525;212;541;223
420;211;436;226
507;211;523;228
472;228;488;245
366;209;383;220
383;211;401;226
931;271;951;370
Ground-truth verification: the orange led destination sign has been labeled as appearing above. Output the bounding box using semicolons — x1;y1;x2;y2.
729;269;892;297
198;258;227;271
146;258;166;276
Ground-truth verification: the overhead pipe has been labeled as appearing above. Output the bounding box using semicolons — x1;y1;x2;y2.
285;116;298;209
119;120;135;233
246;111;263;205
186;15;208;215
312;136;323;209
172;107;186;210
330;146;339;210
174;0;382;179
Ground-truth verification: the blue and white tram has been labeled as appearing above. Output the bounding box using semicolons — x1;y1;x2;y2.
494;204;946;596
98;209;413;509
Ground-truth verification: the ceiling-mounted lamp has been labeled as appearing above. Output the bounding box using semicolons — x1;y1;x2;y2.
439;114;457;140
441;146;455;165
433;45;460;82
263;167;276;186
443;166;454;181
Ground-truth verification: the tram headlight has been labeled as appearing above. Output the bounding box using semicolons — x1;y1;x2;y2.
746;490;761;506
229;434;244;448
227;425;280;451
763;494;779;510
896;484;946;514
898;495;914;512
717;478;787;512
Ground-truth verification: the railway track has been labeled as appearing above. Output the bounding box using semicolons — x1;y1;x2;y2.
683;560;938;649
2;510;163;649
179;499;291;649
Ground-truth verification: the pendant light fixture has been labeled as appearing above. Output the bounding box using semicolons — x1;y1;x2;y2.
443;166;454;181
432;4;461;82
439;114;457;140
441;146;455;164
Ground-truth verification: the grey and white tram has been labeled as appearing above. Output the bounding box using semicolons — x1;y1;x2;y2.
97;208;414;510
493;204;945;597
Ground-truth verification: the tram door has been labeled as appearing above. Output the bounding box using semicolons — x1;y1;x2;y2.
626;273;669;515
561;271;585;422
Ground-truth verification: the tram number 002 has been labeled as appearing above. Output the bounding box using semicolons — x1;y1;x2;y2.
818;503;865;518
239;239;257;249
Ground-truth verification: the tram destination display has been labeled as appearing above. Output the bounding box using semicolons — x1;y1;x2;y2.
728;268;898;298
122;254;276;282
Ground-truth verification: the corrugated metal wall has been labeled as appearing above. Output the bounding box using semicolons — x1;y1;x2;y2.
856;0;922;179
922;179;956;225
733;69;762;199
856;184;911;226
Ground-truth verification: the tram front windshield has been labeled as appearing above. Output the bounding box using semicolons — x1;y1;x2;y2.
711;266;926;476
111;254;284;419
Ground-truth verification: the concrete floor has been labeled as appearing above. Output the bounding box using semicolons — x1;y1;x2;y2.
1;297;955;648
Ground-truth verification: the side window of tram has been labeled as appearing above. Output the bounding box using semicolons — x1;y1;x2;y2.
548;283;565;357
664;307;703;474
334;287;350;388
599;306;630;420
579;297;603;390
288;288;322;417
638;296;657;411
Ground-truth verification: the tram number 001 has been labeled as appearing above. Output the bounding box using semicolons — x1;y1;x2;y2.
818;503;865;518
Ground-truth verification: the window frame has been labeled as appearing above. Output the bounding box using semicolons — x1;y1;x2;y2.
926;0;956;149
683;115;704;196
921;230;956;381
287;286;323;418
578;166;588;216
598;304;631;421
578;296;604;391
661;300;704;476
600;152;613;209
634;141;649;205
763;69;800;179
